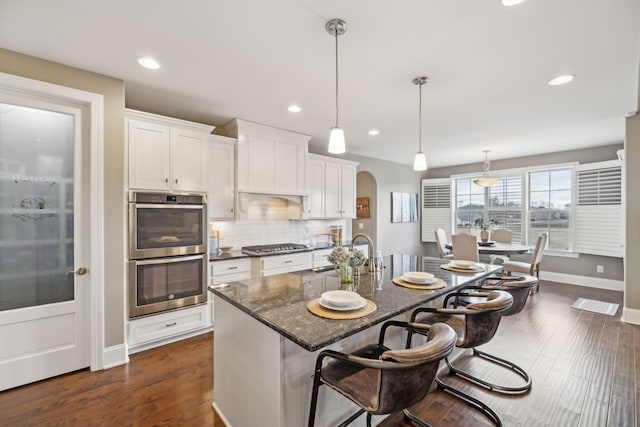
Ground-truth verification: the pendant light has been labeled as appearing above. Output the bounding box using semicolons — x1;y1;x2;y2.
473;150;500;187
326;19;347;154
412;76;428;171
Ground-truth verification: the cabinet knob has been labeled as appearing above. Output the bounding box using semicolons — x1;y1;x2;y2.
175;178;178;184
165;178;169;184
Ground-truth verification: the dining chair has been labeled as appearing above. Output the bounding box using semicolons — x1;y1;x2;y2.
435;228;454;259
406;290;514;427
451;233;479;262
455;274;540;394
503;233;547;291
489;228;513;265
308;321;457;427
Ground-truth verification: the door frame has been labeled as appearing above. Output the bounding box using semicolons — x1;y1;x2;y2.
0;72;105;371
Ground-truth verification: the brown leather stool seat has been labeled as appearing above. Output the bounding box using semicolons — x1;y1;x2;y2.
308;321;456;427
407;289;514;427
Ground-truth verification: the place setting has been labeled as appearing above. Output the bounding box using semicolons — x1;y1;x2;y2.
392;271;446;290
307;290;377;320
440;259;486;273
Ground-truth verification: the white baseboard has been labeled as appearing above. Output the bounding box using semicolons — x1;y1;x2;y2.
622;307;640;325
102;343;129;369
539;270;624;292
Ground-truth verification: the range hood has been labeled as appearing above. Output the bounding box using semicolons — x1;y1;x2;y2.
237;192;307;221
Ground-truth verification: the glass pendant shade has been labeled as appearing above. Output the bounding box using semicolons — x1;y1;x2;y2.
328;127;346;154
413;151;427;171
473;176;500;187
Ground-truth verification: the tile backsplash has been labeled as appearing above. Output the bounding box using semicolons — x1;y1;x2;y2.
211;219;348;250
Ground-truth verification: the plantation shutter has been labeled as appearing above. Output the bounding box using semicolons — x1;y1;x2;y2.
421;178;452;242
574;160;623;257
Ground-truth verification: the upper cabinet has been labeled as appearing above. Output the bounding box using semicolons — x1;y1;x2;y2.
126;109;213;192
305;154;359;219
208;135;236;220
224;119;310;196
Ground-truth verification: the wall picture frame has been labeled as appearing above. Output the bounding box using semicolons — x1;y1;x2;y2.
391;192;418;223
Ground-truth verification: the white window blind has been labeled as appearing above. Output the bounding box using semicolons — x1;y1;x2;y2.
574;161;623;257
421;178;451;242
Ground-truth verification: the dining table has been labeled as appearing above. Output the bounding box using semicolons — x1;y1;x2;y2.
209;254;501;427
446;241;530;256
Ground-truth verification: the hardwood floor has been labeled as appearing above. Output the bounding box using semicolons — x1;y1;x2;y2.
0;280;637;426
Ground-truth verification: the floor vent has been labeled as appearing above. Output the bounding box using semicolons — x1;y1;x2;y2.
571;298;619;316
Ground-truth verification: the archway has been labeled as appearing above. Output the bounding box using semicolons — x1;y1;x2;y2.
352;171;377;248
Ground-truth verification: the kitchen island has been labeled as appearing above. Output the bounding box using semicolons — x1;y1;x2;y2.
209;255;500;427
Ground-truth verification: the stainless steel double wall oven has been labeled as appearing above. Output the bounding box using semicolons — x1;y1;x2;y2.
128;191;207;318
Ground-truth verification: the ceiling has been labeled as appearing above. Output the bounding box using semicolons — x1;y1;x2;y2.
1;0;639;168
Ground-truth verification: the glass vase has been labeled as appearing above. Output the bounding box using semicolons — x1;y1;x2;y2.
337;263;354;284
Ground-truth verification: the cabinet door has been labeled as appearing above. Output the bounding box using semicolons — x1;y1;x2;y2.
128;119;171;190
275;140;305;193
208;140;235;219
325;162;342;218
171;129;209;192
305;158;325;218
340;164;357;218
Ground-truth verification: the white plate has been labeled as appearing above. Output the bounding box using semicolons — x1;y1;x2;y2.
319;296;367;311
403;271;434;282
450;260;476;269
320;290;362;307
401;275;437;285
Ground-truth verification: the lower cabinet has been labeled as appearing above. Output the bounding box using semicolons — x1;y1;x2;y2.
127;304;209;353
209;258;252;324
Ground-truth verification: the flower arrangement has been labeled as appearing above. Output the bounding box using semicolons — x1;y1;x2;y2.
474;218;498;231
327;246;366;267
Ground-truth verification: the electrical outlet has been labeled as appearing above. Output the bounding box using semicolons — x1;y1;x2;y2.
596;265;604;273
358;222;364;229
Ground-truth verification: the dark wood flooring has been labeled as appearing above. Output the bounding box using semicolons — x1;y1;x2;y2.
0;280;637;426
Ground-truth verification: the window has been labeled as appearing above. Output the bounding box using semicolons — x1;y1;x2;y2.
453;164;573;251
529;169;572;251
455;178;484;233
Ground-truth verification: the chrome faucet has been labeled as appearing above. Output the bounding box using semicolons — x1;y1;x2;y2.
351;233;376;273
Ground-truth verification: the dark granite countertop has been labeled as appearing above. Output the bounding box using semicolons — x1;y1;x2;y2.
209;242;368;261
209;254;501;351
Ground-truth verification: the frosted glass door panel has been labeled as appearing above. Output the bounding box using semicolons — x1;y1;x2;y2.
0;102;74;311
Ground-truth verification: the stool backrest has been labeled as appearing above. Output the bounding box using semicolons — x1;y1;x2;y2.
480;276;538;316
372;323;456;414
459;290;513;348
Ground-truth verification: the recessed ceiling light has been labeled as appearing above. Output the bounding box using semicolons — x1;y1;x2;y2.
501;0;526;6
137;57;160;70
548;74;575;86
368;129;379;136
287;105;301;113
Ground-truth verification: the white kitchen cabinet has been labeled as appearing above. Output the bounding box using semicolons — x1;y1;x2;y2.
126;109;213;192
312;248;333;268
127;304;209;353
209;258;251;324
208;135;236;220
305;154;358;219
252;252;312;277
224;119;310;196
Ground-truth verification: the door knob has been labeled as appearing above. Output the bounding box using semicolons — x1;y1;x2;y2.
66;267;88;276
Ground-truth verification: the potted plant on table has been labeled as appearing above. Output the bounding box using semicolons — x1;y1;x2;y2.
327;246;366;286
474;218;498;242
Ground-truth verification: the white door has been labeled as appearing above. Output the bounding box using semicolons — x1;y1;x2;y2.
0;97;90;391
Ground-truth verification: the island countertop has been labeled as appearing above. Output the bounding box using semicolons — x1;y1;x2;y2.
209;254;501;351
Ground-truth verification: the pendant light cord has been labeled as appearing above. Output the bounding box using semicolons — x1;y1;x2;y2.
334;29;339;127
418;82;422;152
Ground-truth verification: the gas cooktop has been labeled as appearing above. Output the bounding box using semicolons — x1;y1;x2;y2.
241;243;311;256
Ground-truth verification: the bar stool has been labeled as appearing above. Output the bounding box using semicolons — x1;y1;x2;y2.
454;274;539;394
407;290;514;427
308;321;457;427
